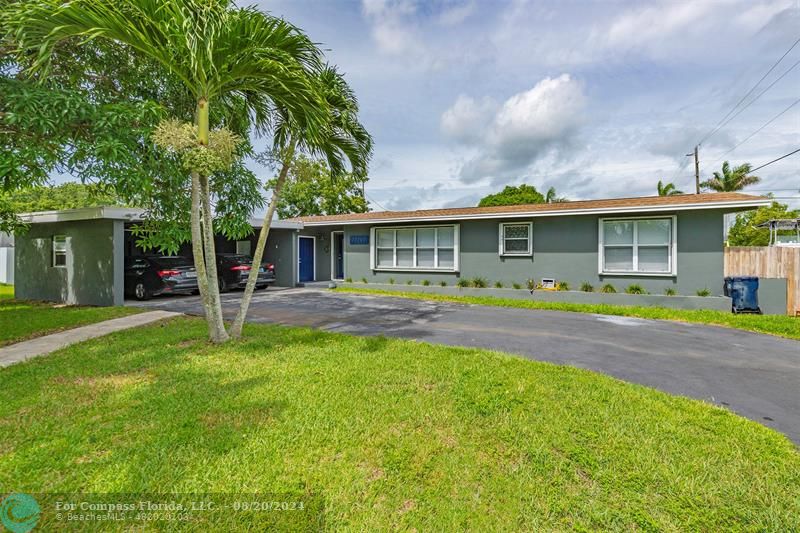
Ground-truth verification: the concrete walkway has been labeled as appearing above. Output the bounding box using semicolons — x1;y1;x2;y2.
0;311;181;368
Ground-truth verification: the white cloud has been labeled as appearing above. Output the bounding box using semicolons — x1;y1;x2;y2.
361;0;425;57
443;74;587;183
438;1;475;26
440;95;497;144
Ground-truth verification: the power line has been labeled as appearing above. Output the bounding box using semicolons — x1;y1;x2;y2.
364;192;389;212
701;57;800;145
750;148;800;173
709;97;800;165
698;36;800;146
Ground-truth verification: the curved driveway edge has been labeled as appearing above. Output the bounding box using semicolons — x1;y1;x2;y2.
0;311;182;368
130;290;800;445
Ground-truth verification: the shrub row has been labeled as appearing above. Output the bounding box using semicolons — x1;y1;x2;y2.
345;278;713;297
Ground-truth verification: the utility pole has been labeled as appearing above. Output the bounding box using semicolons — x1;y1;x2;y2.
686;146;700;194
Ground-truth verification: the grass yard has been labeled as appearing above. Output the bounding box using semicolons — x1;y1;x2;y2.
337;287;800;341
0;283;13;299
0;287;140;346
0;316;797;530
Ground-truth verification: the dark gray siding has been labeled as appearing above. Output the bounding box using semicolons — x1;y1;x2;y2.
212;228;299;288
15;219;123;306
339;209;727;295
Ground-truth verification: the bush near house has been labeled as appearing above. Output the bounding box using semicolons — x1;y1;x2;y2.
697;288;711;297
580;282;594;292
470;277;488;288
625;284;647;295
0;317;797;530
600;283;617;294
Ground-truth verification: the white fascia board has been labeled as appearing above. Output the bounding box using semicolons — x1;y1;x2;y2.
18;207;145;223
299;199;771;226
248;218;304;230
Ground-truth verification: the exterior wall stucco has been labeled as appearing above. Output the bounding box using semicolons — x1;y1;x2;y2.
335;209;728;296
15;219;122;306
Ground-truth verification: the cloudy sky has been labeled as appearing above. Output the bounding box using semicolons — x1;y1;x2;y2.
255;0;799;211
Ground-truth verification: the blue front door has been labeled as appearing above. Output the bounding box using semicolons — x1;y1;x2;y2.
299;237;315;282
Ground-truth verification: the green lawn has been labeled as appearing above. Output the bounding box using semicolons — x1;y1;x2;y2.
0;317;797;530
0;283;13;300
337;287;800;341
0;287;140;346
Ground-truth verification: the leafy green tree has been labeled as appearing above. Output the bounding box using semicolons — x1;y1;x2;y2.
3;183;124;213
657;180;683;196
728;202;799;246
267;156;368;219
701;161;760;192
10;0;332;343
478;184;545;207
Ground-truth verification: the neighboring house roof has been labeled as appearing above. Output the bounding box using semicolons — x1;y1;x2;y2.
291;192;770;226
17;206;303;230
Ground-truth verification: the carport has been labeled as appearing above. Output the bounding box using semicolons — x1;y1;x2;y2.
15;207;304;306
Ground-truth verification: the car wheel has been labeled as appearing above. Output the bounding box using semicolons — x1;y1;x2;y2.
134;282;151;301
218;276;229;293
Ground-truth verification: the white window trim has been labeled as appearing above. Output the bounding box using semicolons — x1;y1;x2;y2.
498;222;533;256
52;235;67;268
370;224;460;272
598;215;677;277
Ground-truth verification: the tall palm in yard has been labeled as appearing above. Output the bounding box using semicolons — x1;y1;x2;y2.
9;0;329;342
700;161;760;192
229;66;373;338
657;180;683;196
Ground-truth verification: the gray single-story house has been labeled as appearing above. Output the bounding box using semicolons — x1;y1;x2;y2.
13;192;770;307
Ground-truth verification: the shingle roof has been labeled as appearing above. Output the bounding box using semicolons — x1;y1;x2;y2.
289;192;769;225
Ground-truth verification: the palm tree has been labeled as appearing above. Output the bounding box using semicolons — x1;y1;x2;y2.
700;161;760;192
545;187;568;203
10;0;328;342
657;180;683;196
229;65;372;338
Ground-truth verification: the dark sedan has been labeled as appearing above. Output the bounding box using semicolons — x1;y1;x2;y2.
124;255;198;300
217;253;276;292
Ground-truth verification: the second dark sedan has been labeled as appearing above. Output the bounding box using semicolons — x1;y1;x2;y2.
216;254;276;292
124;255;198;300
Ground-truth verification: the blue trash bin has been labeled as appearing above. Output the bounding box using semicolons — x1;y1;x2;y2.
724;276;761;314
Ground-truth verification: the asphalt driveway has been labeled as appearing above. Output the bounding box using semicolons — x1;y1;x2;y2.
130;288;800;444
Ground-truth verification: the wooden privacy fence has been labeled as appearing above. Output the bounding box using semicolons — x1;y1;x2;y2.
724;246;800;315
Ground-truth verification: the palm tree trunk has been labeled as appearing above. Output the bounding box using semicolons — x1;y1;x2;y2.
189;171;219;341
194;97;228;343
229;142;296;338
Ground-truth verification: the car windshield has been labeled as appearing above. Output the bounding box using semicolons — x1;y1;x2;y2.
152;256;192;268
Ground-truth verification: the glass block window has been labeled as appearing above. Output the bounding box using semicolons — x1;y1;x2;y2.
372;226;458;270
600;218;674;274
499;223;532;255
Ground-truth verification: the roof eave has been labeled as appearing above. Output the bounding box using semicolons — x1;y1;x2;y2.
298;199;771;226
